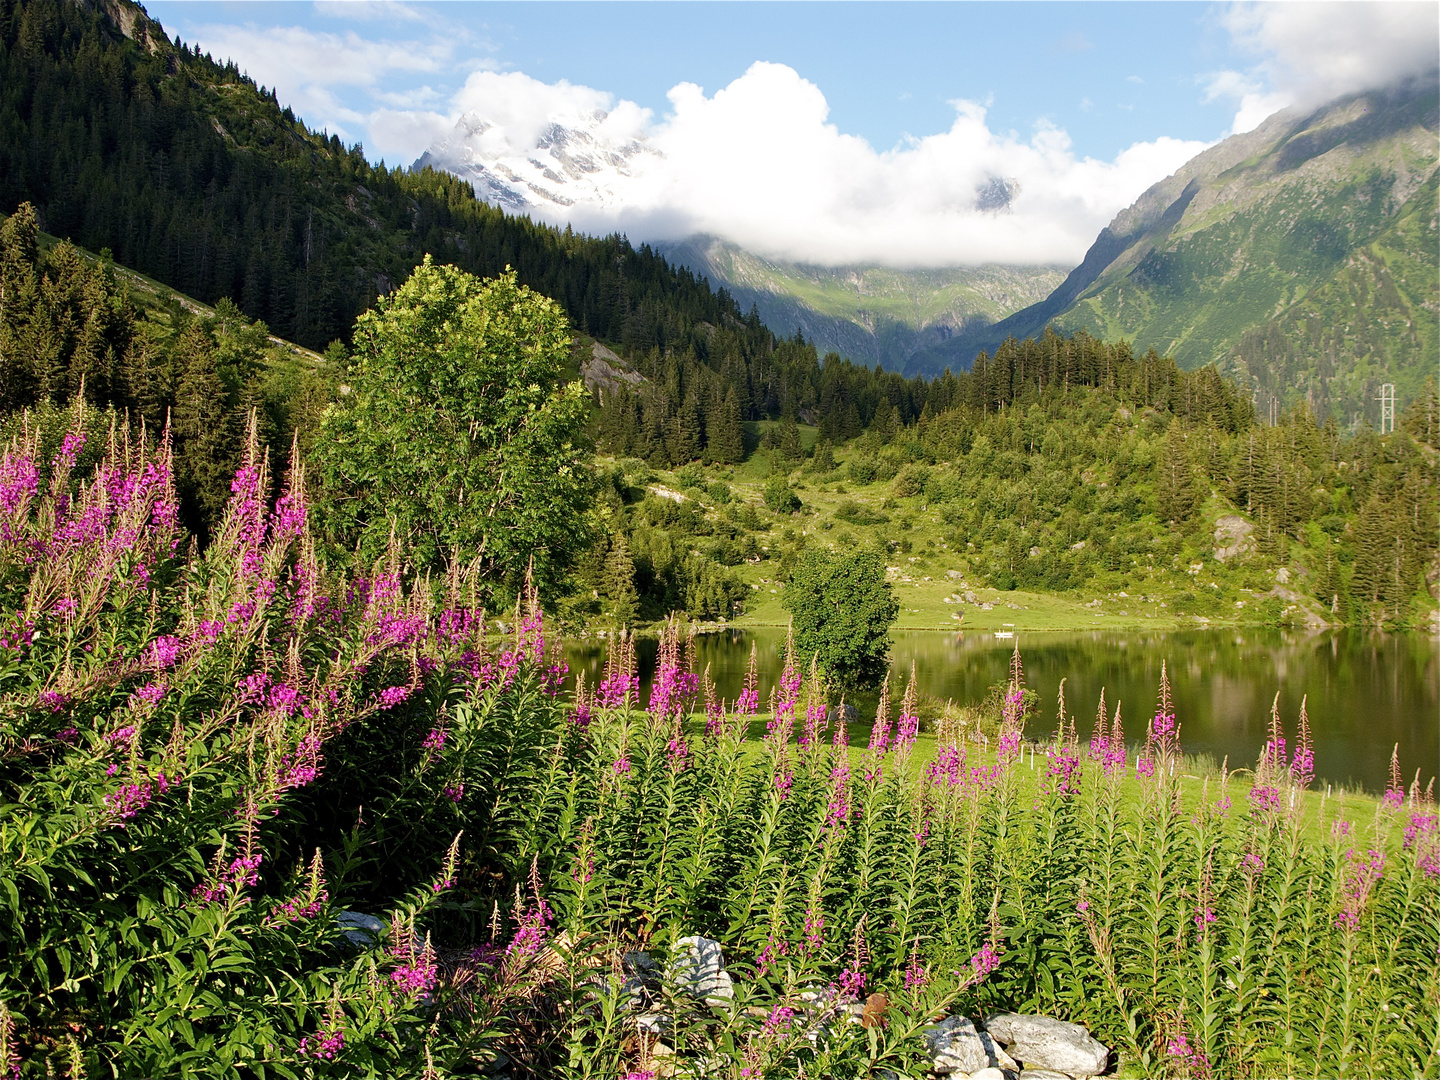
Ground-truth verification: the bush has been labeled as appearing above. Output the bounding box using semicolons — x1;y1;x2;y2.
763;475;802;514
834;500;891;526
782;547;899;691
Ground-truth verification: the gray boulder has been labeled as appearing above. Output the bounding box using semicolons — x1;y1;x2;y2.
335;910;387;948
925;1016;1013;1075
985;1013;1108;1077
622;950;660;1007
669;935;734;1006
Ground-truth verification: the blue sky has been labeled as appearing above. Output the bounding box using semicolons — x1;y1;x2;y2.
143;2;1439;266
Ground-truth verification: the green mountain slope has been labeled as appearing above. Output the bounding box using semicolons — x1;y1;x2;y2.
658;236;1066;372
1218;170;1439;426
926;84;1439;427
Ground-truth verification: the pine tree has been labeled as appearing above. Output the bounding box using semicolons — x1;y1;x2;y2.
603;534;638;627
710;386;744;465
779;414;803;461
171;321;237;538
1156;424;1198;522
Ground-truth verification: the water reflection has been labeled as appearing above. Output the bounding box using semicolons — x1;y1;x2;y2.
564;627;1438;794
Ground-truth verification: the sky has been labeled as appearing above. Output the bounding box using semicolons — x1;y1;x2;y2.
145;1;1440;268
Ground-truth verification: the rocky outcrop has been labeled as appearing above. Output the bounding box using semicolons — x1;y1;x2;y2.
984;1013;1109;1077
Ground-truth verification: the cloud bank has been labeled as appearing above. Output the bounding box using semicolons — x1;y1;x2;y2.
1207;1;1439;133
418;62;1210;267
182;2;1439;268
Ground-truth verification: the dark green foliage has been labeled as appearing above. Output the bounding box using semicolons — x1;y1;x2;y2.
0;0;758;355
783;546;899;691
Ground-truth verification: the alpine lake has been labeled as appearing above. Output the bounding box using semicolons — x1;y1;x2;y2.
565;627;1439;794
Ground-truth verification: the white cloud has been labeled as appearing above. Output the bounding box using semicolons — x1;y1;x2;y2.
427;62;1210;267
1208;1;1439;133
187;21;462;149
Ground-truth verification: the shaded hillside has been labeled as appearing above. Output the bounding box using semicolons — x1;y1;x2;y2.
919;84;1439;427
0;0;763;358
658;236;1065;373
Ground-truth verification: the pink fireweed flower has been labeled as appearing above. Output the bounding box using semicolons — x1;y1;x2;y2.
1045;744;1081;796
50;429;87;475
276;735;322;791
755;932;788;978
962;942;1000;987
131;683;165;707
834;967;866;999
895;663;920;753
1383;744;1405;809
865;680;893;783
611;754;632;777
377;685;412;710
104;780;154;824
1404;814;1439;878
144;635;183;670
762;1005;797;1038
802;904;825;954
1336;848;1385;930
1290;694;1315;789
666;730;689;772
1167;1031;1210;1077
443;783;465;804
904;953;929;991
505;896;553;961
1194;906;1216;927
1248;785;1281;815
390;956;439;996
299;1027;344;1060
421;727;447;753
1241;852;1264;876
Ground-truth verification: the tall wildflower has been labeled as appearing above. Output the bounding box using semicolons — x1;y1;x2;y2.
895;662;920;755
1289;695;1315;790
997;643;1026;764
1335;847;1385;930
864;679;892;785
1138;661;1179;781
1044;678;1081;796
1383;744;1405;810
825;701;852;834
799;656;827;752
736;642;760;716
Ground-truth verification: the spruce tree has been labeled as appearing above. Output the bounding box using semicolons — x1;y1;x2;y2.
604;534;638;627
171;321;237;538
710;386;744;465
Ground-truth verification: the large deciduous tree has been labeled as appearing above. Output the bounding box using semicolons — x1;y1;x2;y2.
313;258;593;598
782;547;899;692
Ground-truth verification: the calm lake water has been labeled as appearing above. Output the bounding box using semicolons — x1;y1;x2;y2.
565;628;1438;794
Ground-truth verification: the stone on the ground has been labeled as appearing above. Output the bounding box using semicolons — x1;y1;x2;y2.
669;935;734;1005
925;1016;1011;1075
335;910;386;947
622;950;660;1007
1016;1070;1071;1080
985;1013;1108;1077
970;1069;1013;1080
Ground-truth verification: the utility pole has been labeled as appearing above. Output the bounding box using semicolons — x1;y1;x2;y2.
1378;383;1395;434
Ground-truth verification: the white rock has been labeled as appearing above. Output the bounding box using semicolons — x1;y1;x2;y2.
985;1013;1108;1077
926;1016;1010;1075
669;935;734;1005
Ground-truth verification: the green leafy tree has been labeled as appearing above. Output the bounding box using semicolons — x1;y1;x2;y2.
313;259;593;597
763;474;801;515
782;547;899;691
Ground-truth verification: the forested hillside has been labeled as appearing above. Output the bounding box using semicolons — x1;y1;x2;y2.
0;0;756;357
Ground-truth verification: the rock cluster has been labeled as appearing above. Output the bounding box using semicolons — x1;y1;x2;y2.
926;1011;1109;1079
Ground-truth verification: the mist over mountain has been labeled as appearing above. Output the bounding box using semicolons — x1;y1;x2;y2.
655;236;1066;373
928;82;1439;428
